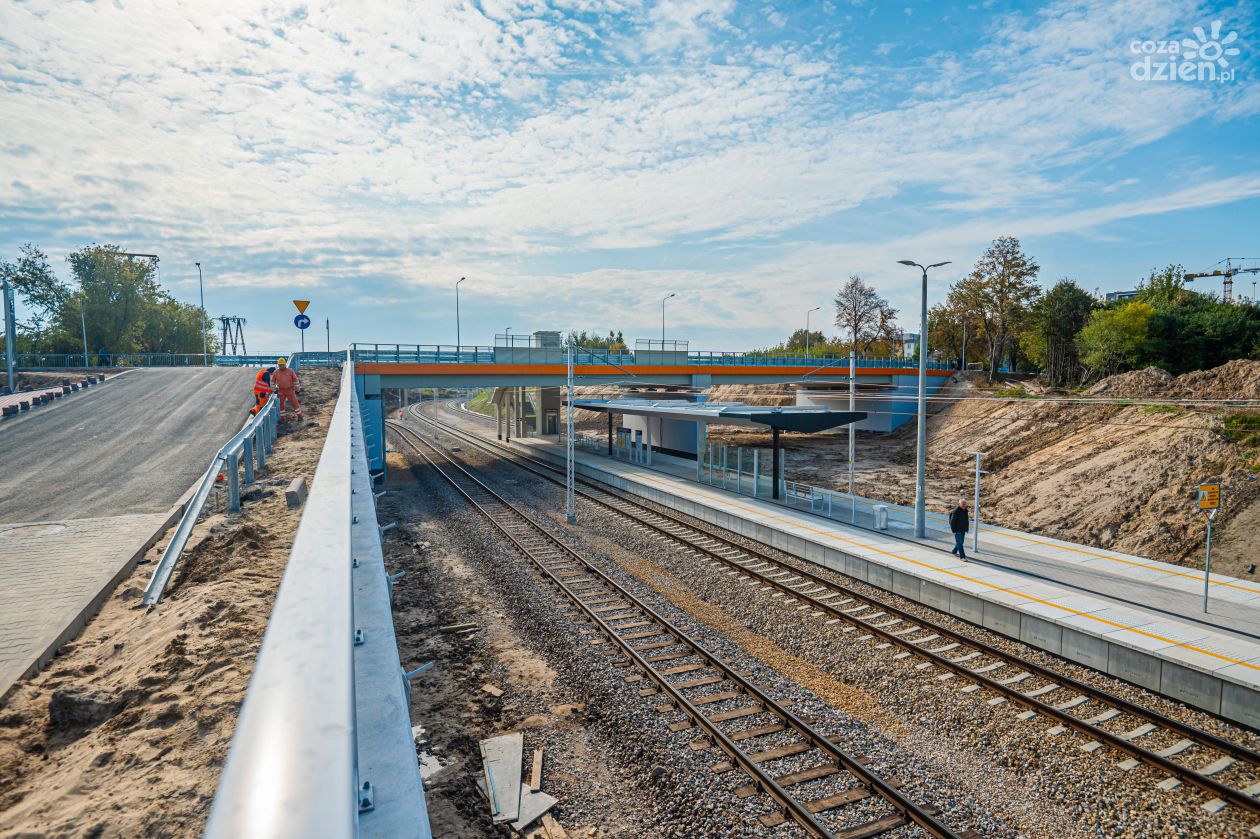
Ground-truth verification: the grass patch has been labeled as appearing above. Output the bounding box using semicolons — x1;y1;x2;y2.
465;388;494;416
1142;404;1185;416
1222;412;1260;447
992;386;1035;399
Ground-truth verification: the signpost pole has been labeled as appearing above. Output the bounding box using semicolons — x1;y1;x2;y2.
972;451;988;554
1198;484;1221;612
1204;511;1215;613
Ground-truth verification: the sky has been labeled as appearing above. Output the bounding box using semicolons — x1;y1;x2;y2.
1;0;1258;352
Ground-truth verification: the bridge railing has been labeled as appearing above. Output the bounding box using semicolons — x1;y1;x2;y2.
350;344;951;371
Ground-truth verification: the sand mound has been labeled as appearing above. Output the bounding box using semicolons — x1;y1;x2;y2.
1085;367;1172;397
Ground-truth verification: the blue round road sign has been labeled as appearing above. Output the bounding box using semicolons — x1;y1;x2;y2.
294;314;311;330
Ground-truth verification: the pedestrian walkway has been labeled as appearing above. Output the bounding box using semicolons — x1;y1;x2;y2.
0;513;174;699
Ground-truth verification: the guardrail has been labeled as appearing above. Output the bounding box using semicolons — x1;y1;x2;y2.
204;354;359;837
141;354;300;606
15;352;310;369
350;343;951;370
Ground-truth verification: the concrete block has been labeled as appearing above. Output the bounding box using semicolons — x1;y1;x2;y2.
285;477;309;508
61;385;70;395
982;602;1021;639
70;383;79;392
1221;682;1260;730
1060;627;1110;671
949;590;985;625
1108;645;1161;692
2;405;16;417
1160;662;1222;715
920;580;952;612
1019;615;1062;655
867;563;893;592
19;400;30;411
891;569;920;600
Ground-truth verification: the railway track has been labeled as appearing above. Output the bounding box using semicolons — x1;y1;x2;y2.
387;418;968;839
411;402;1260;827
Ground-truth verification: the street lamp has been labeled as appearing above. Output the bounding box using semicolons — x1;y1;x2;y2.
805;306;821;356
897;259;951;539
456;277;466;351
195;262;207;365
661;292;676;344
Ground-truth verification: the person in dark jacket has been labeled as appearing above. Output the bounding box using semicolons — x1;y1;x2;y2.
949;500;969;560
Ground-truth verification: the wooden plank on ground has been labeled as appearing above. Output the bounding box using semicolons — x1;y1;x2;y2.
529;748;543;792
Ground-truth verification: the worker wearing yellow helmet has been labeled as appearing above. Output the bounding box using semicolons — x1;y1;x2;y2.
273;357;302;419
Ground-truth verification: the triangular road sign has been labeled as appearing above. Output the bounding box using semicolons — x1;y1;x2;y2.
293;299;310;314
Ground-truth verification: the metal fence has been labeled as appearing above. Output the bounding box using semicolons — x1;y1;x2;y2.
15;351;314;369
140;355;301;606
351;343;950;370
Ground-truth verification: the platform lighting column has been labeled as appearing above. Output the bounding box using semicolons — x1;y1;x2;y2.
194;262;208;365
3;275;15;393
661;292;676;344
898;259;951;539
806;306;820;357
80;301;89;367
455;277;466;352
565;341;576;525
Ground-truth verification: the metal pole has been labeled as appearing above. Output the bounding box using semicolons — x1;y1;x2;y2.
806;306;820;357
848;350;856;521
661;292;675;344
1204;510;1216;612
2;276;15;393
326;319;330;353
566;341;576;524
772;428;781;500
961;318;967;370
456;277;465;351
753;449;759;498
80;303;89;368
196;262;207;365
914;267;928;537
972;451;988;553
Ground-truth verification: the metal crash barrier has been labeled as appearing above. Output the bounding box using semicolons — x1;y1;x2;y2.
203;352;429;838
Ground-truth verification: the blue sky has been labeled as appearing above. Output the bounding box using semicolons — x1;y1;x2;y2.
1;0;1257;351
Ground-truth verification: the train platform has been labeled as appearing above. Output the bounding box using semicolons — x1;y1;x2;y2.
494;431;1260;729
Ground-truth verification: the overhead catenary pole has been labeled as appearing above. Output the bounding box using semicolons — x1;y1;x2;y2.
661;292;676;344
565;340;576;525
849;349;856;521
898;259;951;539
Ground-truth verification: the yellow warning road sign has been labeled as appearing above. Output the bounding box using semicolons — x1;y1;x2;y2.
293;300;310;314
1199;484;1220;510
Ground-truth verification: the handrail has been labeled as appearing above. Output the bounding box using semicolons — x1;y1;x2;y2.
141;353;301;606
204;353;357;838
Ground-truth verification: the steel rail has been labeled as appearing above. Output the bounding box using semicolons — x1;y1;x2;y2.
413;405;1260;818
389;419;963;839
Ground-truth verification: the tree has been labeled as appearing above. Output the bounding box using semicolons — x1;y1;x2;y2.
1078;301;1153;378
1027;279;1095;386
948;236;1041;381
785;328;827;353
833;275;898;356
566;329;627;352
0;244;66;347
1137;264;1190;308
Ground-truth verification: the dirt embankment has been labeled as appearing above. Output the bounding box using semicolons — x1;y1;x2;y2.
708;362;1260;577
0;368;340;838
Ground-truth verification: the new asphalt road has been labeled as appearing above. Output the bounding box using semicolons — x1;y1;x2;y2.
0;367;256;523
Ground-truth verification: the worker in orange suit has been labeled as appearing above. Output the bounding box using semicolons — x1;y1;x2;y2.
273;358;302;419
250;366;275;415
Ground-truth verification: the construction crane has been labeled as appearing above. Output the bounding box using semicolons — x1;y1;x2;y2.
1185;258;1260;303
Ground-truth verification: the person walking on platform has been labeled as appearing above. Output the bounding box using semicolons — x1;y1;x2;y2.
250;366;275;416
273;358;302;419
949;500;969;561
